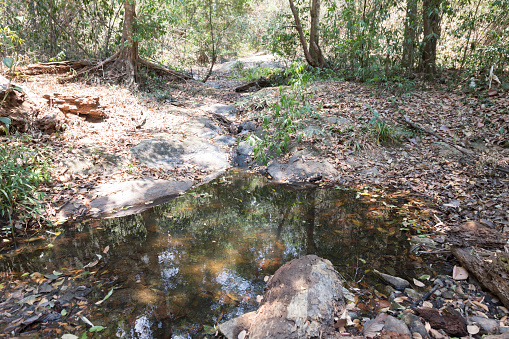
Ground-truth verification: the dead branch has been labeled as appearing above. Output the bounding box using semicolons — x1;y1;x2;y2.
403;116;509;174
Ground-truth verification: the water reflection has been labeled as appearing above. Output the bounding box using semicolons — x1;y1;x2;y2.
0;171;440;338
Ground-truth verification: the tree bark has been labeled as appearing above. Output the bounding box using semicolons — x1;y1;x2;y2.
288;0;324;68
116;0;139;84
421;0;441;75
309;0;325;67
402;0;417;70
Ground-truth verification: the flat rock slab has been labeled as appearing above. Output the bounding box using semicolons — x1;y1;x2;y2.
202;104;238;119
62;147;123;176
131;134;230;171
268;155;338;182
59;179;193;218
219;255;345;339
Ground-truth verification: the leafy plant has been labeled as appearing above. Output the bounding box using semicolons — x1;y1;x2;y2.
249;64;324;164
0;136;52;234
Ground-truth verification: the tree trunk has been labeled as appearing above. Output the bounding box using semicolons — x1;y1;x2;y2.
309;0;325;67
402;0;417;70
288;0;324;68
421;0;441;76
116;0;139;84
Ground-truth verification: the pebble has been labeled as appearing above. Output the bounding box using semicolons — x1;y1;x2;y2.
404;288;423;301
374;270;410;289
441;290;454;299
384;315;412;336
500;327;509;334
400;313;428;338
471;316;499;334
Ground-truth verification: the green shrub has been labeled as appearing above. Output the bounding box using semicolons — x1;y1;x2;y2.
0;135;52;233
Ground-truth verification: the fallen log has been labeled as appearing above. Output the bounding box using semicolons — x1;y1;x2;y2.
10;61;92;75
235;77;273;93
451;247;509;309
43;93;107;118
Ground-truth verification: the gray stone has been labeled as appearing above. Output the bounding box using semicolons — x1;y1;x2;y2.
218;312;257;339
441;290;454;299
384;315;411;336
267;154;338;183
374;270;410;289
404;288;423;301
62;147;122;176
400;313;428;338
214;135;237;146
59;179;193;218
500;327;509;333
203;104;238;119
179;117;219;137
471;316;499;334
219;255;345;339
131;134;230;171
410;235;437;247
239;120;258;133
483;334;509;339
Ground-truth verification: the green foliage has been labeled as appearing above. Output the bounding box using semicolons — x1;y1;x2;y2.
249;64;323;165
0;136;52;233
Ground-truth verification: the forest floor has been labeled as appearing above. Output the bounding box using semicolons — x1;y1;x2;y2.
1;54;509;337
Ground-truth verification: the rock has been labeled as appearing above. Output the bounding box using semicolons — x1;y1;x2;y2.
484;334;509;339
384;315;412;336
267;152;338;183
131;134;230;171
234;141;254;168
441;290;454;299
202;104;238;119
35;110;66;133
62;147;122;176
59;179;193;218
374;270;410;289
471;316;499;334
218;312;257;339
179;117;220;137
404;288;423;301
410;236;437;247
400;313;428;338
500;327;509;333
219;255;345;339
214;135;237;146
238;120;259;134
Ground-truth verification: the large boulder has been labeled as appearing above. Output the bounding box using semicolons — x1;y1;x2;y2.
219;255;345;339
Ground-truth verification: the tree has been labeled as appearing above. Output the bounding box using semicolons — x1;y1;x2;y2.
402;0;418;71
61;0;191;85
116;0;139;84
288;0;325;68
421;0;442;75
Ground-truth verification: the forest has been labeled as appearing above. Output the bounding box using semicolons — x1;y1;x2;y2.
1;0;509;338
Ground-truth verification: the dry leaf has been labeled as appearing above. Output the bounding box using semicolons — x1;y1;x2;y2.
423;301;434;308
363;313;387;338
429;328;446;339
413;278;425;287
452;266;468;280
103;245;110;254
472;300;489;312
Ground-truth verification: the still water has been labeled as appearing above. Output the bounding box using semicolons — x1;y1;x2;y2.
0;171;445;338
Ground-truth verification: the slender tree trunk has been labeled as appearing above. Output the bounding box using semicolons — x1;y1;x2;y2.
421;0;441;76
309;0;325;67
402;0;417;70
49;0;54;57
117;0;139;84
203;0;216;82
288;0;324;68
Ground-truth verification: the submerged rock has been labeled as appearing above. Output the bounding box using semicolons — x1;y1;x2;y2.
218;255;345;339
